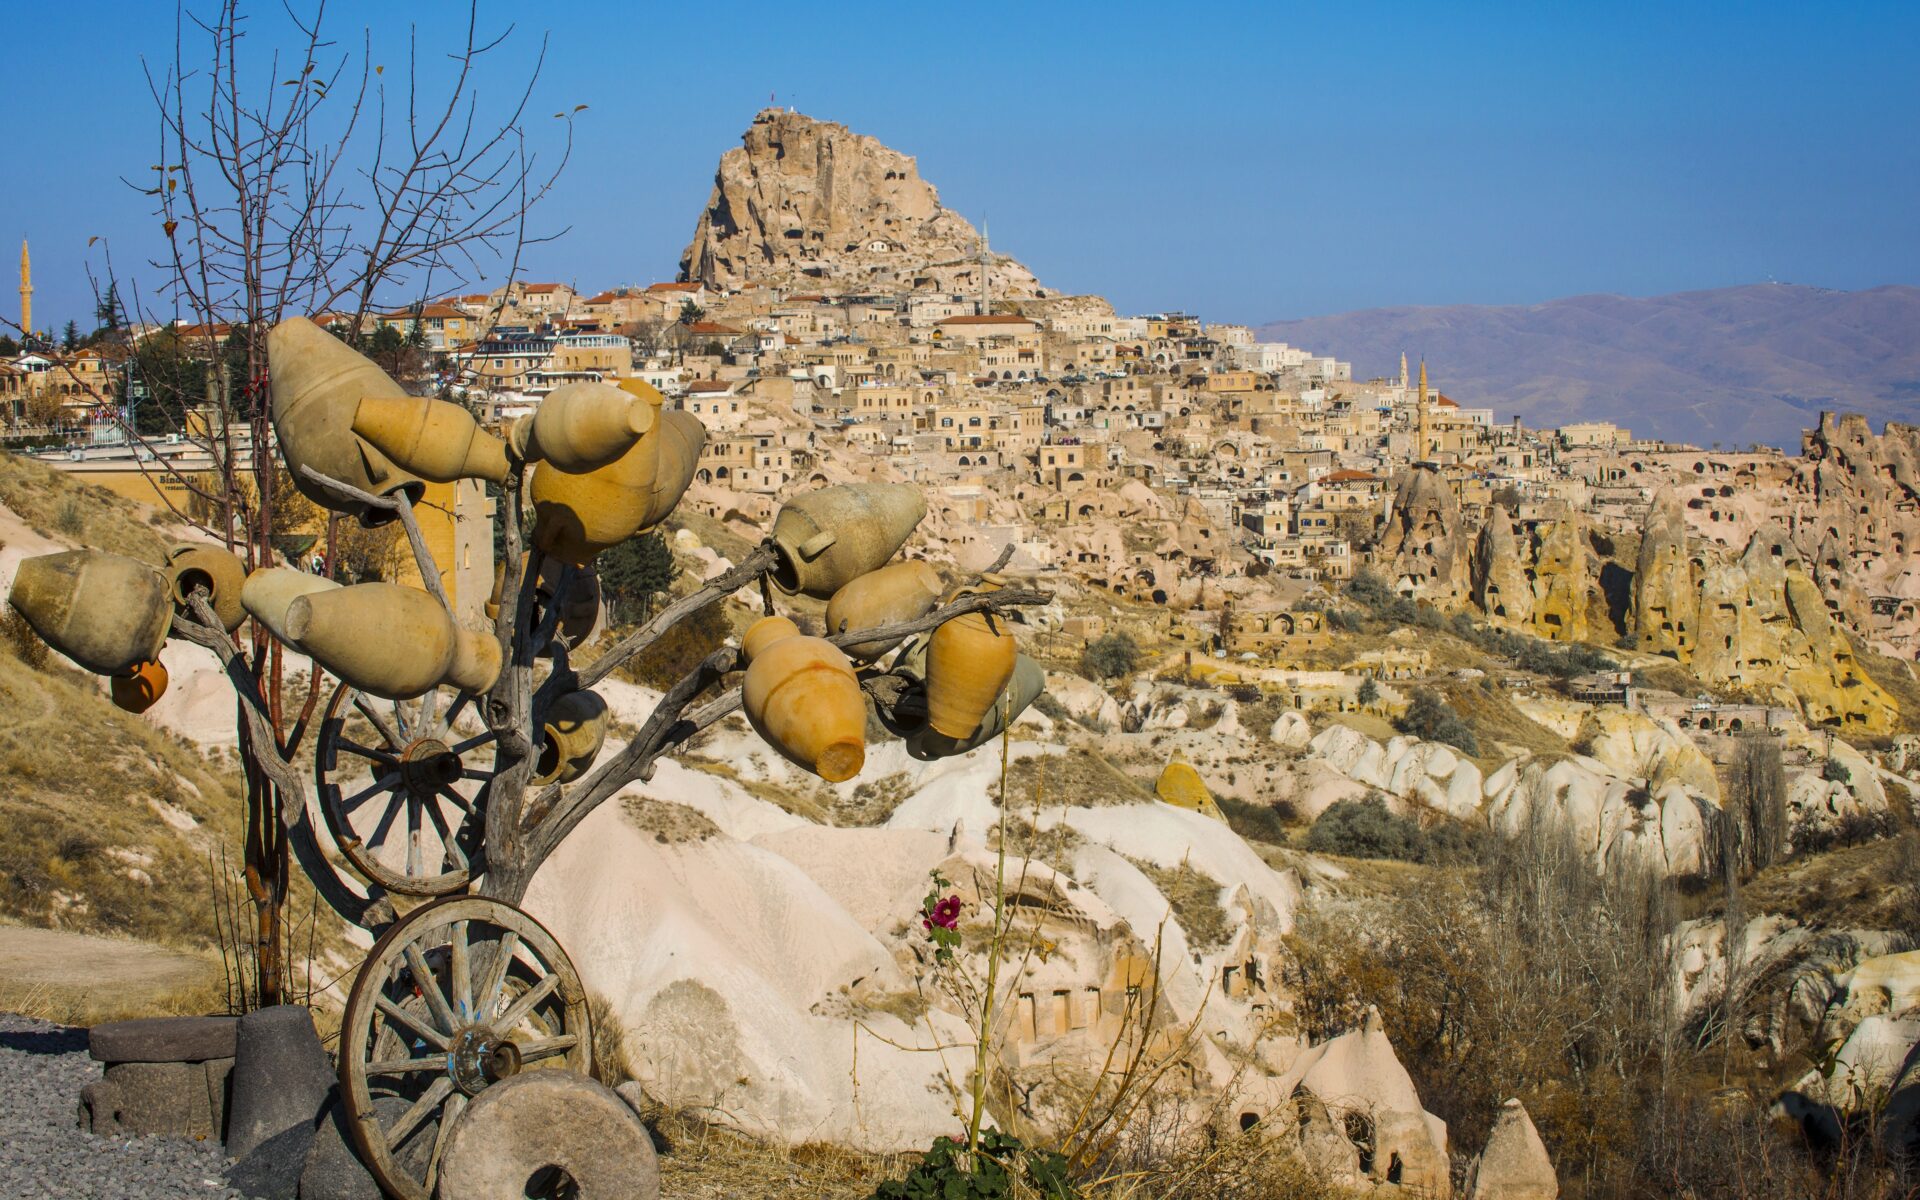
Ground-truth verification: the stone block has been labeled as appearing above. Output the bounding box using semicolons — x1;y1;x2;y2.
437;1072;659;1200
78;1057;232;1140
228;1005;333;1160
90;1015;237;1063
226;1119;317;1200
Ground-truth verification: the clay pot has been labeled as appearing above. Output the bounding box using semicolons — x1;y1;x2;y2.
923;585;1017;740
110;659;169;714
283;582;501;699
351;394;511;484
267;317;425;525
642;408;706;528
240;568;340;648
485;556;600;652
7;550;172;676
164;543;247;632
908;655;1045;760
512;381;655;473
770;484;927;598
533;690;610;785
825;561;944;663
741;616;866;782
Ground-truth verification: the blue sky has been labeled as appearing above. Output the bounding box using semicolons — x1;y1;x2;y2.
8;1;1918;334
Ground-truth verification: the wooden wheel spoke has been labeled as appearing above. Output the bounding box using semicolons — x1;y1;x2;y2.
443;690;474;730
406;795;423;877
450;920;473;1020
424;801;469;871
460;766;495;782
353;694;405;749
375;995;449;1051
424;1092;466;1194
364;787;409;851
447;730;496;756
383;1076;453;1146
365;1055;447;1076
491;972;560;1037
477;930;520;1023
343;771;403;811
514;1033;578;1064
337;738;398;766
434;782;476;816
403;941;459;1035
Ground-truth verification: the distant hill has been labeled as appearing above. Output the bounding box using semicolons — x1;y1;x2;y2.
1257;283;1920;448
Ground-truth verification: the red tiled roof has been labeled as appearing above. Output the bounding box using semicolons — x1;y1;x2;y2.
1434;393;1459;408
685;379;735;393
1323;469;1382;484
647;281;703;293
685;321;743;336
523;283;566;294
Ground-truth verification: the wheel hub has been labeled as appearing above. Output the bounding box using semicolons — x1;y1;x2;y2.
447;1024;520;1096
400;737;461;796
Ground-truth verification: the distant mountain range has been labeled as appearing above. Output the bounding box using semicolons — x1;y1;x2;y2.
1256;283;1920;448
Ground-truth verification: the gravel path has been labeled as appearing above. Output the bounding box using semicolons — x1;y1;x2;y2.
0;1013;244;1199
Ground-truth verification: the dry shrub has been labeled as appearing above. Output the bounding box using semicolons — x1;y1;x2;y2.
587;992;633;1088
1127;858;1232;953
616;601;732;691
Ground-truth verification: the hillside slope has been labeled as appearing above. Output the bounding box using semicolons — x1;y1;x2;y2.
1259;283;1920;447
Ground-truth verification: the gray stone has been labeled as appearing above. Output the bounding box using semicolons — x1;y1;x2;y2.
226;1119;316;1200
300;1091;436;1200
78;1057;232;1140
90;1015;238;1064
298;1092;383;1200
437;1072;660;1200
227;1006;332;1160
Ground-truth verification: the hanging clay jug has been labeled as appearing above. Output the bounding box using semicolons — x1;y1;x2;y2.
923;580;1017;740
164;543;247;631
512;381;655;473
283;582;501;699
825;560;944;663
770;483;927;598
908;655;1045;760
351;394;511;484
741;616;867;782
240;568;340;648
533;690;610;785
7;549;172;676
110;659;170;714
267;316;425;525
485;555;600;652
641;408;706;529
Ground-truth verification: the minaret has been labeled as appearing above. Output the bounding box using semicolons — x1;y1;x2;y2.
977;220;991;315
1416;359;1432;461
1399;350;1409;390
18;239;32;338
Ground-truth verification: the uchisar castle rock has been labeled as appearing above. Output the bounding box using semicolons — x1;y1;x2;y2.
6;108;1918;1195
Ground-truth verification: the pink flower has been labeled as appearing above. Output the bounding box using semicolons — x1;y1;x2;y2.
923;895;962;931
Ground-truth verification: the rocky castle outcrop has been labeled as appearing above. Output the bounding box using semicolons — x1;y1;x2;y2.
680;109;1045;297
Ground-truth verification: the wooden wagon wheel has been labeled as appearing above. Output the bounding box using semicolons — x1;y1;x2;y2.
338;894;593;1200
316;681;499;896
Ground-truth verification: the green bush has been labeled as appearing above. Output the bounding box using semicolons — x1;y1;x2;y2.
1356;677;1379;705
1397;689;1480;755
1218;795;1296;845
1821;758;1852;785
598;530;676;625
871;1131;1075;1200
1306;796;1426;861
1080;631;1138;680
1305;796;1485;865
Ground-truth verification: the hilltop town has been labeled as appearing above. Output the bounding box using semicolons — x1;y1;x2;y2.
2;106;1917;1199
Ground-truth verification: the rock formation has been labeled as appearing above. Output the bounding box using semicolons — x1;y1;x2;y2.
1472;505;1588;642
1466;1099;1559;1199
1378;467;1471;604
680;109;1044;296
1629;514;1898;731
1794;413;1920;658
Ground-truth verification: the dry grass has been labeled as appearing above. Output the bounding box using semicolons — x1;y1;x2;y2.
625;1097;910;1200
0;967;230;1027
683;757;834;824
0;449;174;562
1741;831;1920;930
623;797;722;844
1002;747;1154;809
1126;858;1232;953
831;771;916;827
